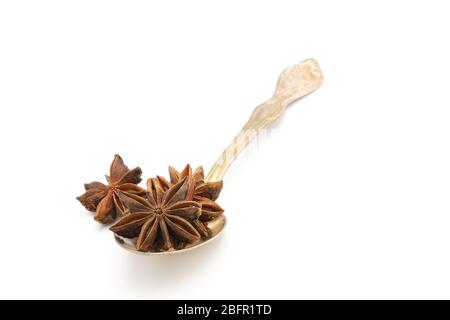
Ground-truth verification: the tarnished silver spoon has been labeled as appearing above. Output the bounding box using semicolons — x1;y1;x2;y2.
115;58;324;254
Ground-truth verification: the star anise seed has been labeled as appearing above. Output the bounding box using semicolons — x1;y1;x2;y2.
110;176;202;252
76;154;145;224
165;165;224;237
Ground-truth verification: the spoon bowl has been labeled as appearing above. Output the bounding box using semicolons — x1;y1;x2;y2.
114;215;226;255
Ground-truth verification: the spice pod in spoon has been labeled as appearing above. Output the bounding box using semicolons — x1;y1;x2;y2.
77;58;323;254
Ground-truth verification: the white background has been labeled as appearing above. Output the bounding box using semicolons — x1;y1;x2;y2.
1;0;449;299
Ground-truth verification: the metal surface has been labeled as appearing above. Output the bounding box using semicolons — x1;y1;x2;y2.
116;58;323;254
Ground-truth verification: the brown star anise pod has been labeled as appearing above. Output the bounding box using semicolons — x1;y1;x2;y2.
110;176;202;252
76;154;145;224
157;165;224;237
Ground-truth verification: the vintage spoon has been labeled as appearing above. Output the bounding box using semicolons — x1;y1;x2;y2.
114;58;324;254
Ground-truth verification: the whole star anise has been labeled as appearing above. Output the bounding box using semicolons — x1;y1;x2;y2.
110;176;202;252
76;154;145;224
158;165;224;237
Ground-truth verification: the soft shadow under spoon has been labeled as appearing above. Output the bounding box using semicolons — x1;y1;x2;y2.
115;58;324;254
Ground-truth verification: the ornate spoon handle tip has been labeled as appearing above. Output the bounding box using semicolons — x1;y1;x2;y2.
206;59;324;182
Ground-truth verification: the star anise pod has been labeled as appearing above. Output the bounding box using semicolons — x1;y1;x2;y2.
158;165;224;237
110;176;202;252
76;154;145;224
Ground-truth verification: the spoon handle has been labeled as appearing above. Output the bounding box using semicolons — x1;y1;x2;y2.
206;58;324;182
